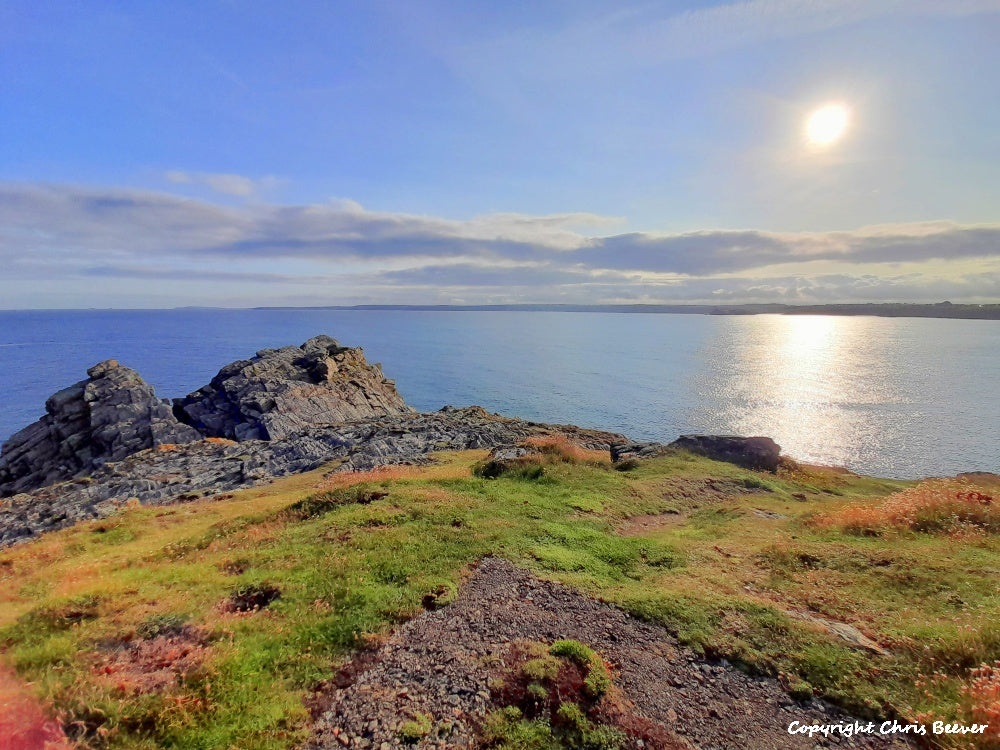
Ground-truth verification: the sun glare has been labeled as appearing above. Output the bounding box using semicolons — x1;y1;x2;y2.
805;103;850;146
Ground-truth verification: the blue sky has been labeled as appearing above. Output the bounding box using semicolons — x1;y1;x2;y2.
1;0;999;308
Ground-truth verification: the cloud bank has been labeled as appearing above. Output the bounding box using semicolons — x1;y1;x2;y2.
1;182;998;308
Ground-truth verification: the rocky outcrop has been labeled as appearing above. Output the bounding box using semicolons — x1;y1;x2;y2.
1;336;412;499
0;333;787;549
0;408;625;547
174;335;412;440
610;442;672;463
0;360;201;497
670;434;781;472
611;435;782;472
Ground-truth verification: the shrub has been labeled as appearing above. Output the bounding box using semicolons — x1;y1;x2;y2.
963;662;1000;741
739;476;774;491
483;640;635;749
284;487;389;519
474;458;545;481
523;436;595;464
549;640;611;699
475;437;605;481
814;479;999;537
549;639;597;666
15;595;100;638
480;707;559;749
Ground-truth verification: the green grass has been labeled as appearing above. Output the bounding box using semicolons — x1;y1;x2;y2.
0;449;997;748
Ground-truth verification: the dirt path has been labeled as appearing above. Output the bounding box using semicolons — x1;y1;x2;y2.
307;557;911;750
0;664;73;750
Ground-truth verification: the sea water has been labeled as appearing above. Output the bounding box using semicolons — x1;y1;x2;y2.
0;309;997;479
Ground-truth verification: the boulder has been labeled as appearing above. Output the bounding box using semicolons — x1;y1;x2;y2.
669;435;781;472
174;335;413;441
610;442;671;463
0;360;201;497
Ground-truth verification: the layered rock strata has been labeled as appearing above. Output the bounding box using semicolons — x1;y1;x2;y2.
174;335;412;440
0;360;201;497
0;407;625;547
1;336;411;498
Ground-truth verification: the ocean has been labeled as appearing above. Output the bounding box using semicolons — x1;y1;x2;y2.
0;309;997;479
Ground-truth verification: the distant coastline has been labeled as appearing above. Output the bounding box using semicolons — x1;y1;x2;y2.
254;302;1000;320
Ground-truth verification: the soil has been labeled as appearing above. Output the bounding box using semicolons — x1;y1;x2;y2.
306;557;912;750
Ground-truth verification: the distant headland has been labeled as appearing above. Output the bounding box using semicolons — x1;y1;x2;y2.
253;302;1000;320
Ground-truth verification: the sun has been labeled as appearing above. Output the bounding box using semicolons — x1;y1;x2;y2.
805;103;850;146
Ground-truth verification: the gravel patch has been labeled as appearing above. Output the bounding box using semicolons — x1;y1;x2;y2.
307;557;912;750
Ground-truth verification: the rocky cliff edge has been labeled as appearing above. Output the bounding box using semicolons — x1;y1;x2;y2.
0;336;411;498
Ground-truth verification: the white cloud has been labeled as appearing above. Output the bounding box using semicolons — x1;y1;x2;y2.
164;170;281;197
1;181;998;306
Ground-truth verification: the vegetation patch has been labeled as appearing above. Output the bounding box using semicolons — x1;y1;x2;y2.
398;711;433;743
92;625;211;696
283;487;389;520
0;451;997;748
474;457;546;481
475;435;607;481
521;435;606;465
813;479;998;536
482;639;679;749
11;595;100;640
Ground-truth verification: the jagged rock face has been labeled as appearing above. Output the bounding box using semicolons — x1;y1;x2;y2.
174;336;413;441
0;360;201;497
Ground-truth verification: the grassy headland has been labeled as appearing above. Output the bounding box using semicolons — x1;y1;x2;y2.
1;442;998;748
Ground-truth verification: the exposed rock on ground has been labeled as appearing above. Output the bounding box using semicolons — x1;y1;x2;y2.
307;557;910;750
0;335;788;551
0;360;201;498
611;442;675;463
174;335;412;440
0;408;624;548
612;436;782;473
670;436;781;472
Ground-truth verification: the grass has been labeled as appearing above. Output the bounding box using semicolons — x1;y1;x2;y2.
483;639;629;750
0;447;998;747
812;478;999;537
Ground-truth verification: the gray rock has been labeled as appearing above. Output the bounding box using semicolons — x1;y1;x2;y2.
174;335;413;440
0;360;201;497
0;407;625;548
612;435;783;472
669;435;782;472
484;445;534;462
610;442;673;462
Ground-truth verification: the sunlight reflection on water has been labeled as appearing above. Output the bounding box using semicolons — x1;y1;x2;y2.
688;315;993;477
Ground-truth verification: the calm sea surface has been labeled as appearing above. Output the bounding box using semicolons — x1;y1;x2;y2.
0;310;997;479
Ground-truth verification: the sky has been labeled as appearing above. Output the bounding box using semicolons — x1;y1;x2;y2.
1;0;999;308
